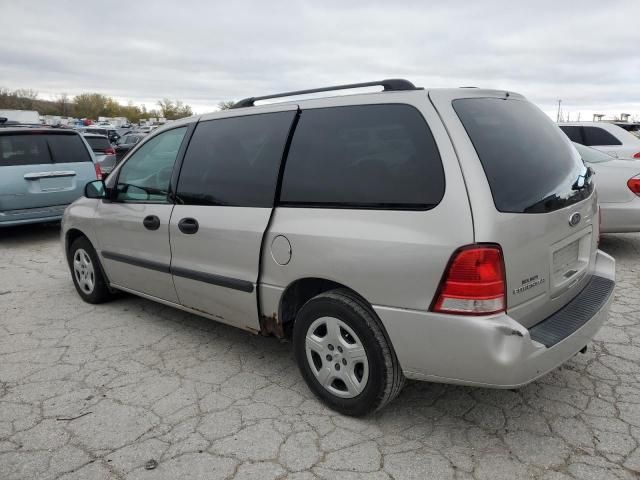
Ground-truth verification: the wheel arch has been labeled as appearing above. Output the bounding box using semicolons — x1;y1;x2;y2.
65;228;90;255
269;277;375;338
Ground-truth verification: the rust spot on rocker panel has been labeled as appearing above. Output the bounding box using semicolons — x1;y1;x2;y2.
259;312;285;338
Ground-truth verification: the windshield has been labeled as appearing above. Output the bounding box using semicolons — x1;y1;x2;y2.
572;142;614;163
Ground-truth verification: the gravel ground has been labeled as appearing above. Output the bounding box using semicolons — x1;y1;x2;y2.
0;223;639;480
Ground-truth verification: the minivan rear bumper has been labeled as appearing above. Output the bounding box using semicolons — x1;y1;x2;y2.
0;204;68;227
375;250;615;388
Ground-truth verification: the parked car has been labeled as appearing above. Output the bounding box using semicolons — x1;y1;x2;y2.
612;122;640;139
0;126;100;227
114;133;146;162
572;142;640;232
135;125;156;134
82;133;117;176
559;121;640;159
62;80;615;415
82;126;120;144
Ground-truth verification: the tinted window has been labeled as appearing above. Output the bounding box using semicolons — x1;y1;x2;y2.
85;137;111;150
559;125;583;143
176;111;295;207
280;104;444;208
0;133;90;166
583;127;622;146
48;134;92;163
0;134;51;166
116;127;187;202
453;98;591;213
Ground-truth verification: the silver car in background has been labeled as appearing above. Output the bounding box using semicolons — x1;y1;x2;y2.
82;133;117;176
62;80;615;415
573;142;640;233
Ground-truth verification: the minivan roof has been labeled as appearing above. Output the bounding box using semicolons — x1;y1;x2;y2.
190;86;526;125
0;127;79;135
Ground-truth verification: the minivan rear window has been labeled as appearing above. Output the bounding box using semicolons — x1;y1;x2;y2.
0;132;91;166
48;134;92;163
85;137;111;151
280;104;445;209
453;98;592;213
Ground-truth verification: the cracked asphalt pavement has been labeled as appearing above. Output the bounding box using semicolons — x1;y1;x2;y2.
1;223;639;480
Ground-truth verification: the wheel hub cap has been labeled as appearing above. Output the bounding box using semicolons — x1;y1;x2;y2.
73;248;95;294
305;316;369;398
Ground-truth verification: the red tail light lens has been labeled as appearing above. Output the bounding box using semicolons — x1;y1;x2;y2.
94;163;103;180
104;147;116;155
432;244;506;315
633;152;640;159
627;177;640;196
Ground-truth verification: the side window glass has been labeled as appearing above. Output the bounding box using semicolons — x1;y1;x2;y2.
559;126;583;144
583;127;622;146
280;104;445;208
116;127;187;202
176;111;295;207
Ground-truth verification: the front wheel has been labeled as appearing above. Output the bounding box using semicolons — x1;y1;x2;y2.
293;289;405;416
68;237;115;304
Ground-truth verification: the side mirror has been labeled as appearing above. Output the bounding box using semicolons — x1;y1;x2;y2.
85;180;106;198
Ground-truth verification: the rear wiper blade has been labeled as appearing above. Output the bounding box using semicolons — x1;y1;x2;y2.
572;167;595;191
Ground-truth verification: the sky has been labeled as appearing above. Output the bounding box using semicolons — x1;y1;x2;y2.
1;0;639;120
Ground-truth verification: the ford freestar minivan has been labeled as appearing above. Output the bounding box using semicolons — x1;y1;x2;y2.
62;80;615;416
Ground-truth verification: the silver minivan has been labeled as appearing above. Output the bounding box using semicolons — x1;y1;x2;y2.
62;80;615;415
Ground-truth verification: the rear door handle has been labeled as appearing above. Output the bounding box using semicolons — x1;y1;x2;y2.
178;217;199;234
143;215;160;230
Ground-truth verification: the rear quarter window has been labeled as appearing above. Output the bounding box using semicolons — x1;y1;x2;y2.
453;98;590;213
582;127;622;146
280;104;445;209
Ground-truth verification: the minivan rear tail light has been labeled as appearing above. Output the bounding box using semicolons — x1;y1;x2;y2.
431;244;506;315
633;152;640;159
94;163;103;180
627;177;640;196
104;147;116;155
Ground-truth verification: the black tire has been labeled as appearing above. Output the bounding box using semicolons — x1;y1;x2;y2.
68;236;115;304
293;289;405;416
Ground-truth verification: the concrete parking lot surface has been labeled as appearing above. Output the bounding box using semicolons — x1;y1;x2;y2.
0;224;639;480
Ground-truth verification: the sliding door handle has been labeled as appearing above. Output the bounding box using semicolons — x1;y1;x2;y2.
143;215;160;230
178;217;199;234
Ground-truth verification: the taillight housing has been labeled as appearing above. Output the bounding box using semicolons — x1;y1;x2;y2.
104;147;116;155
431;244;506;315
633;152;640;159
627;177;640;196
94;163;103;180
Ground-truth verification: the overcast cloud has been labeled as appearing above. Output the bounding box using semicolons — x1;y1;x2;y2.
1;0;639;119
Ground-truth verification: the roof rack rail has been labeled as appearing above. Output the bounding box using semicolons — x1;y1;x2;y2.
231;79;420;109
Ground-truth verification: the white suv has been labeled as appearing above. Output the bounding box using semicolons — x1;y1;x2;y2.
62;80;615;415
559;121;640;159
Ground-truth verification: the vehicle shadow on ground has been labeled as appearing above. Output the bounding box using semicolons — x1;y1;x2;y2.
0;222;61;247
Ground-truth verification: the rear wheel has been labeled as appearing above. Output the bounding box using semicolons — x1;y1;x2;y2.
293;289;405;416
68;237;114;304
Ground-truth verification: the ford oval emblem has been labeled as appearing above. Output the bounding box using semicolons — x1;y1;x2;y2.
569;212;581;227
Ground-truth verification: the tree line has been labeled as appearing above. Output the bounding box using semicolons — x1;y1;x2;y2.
0;87;193;122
